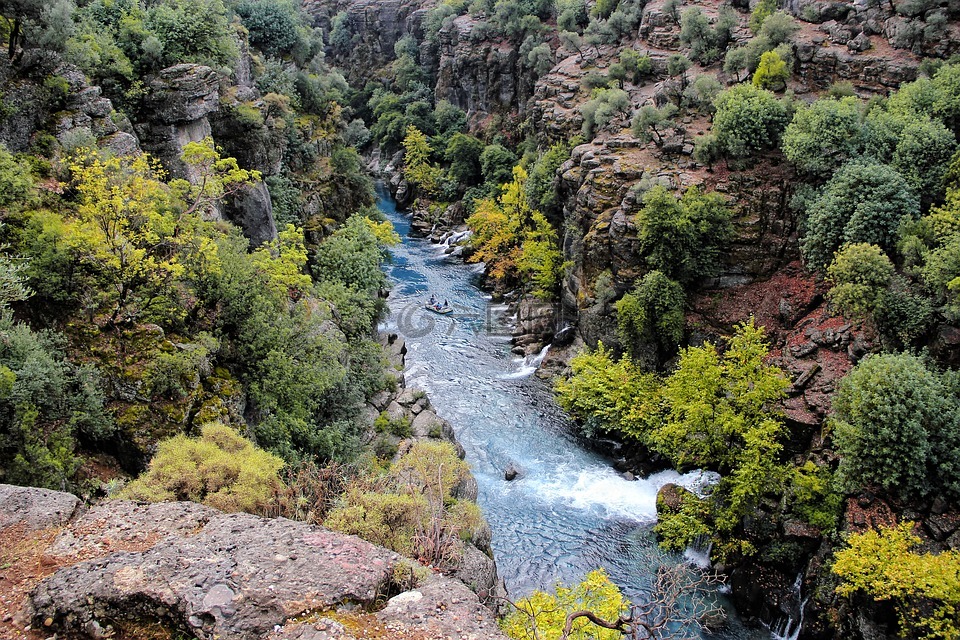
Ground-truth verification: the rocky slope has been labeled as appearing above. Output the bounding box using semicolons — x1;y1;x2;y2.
0;484;508;640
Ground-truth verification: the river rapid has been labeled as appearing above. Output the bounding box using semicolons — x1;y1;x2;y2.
376;184;770;639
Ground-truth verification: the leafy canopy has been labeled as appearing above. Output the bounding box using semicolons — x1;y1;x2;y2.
834;523;960;640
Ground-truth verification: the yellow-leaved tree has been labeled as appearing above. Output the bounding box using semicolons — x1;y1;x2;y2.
834;522;960;639
466;166;564;299
170;136;262;218
69;150;189;325
402;125;444;197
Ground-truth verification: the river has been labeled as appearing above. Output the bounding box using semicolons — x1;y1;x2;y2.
376;184;772;639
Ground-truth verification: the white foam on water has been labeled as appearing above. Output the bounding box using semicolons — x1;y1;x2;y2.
531;467;723;523
499;344;551;379
532;465;666;521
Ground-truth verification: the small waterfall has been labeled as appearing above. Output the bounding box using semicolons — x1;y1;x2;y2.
768;573;806;640
683;534;713;569
501;344;551;379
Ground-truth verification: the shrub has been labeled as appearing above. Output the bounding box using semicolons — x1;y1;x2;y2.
752;50;789;90
831;352;960;500
786;461;842;532
634;185;733;284
0;312;112;490
802;161;919;270
826;243;895;318
327;440;480;568
782;97;864;177
712;84;789;158
501;569;629;640
615;270;685;362
834;523;960;640
119;422;285;513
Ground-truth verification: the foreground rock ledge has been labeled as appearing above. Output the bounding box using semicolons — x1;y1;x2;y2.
0;484;508;640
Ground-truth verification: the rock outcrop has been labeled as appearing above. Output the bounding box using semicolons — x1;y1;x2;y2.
1;484;509;640
134;63;221;182
434;15;535;116
304;0;437;84
134;62;279;246
0;52;139;156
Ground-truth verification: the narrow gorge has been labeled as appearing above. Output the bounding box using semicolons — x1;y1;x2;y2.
1;0;960;637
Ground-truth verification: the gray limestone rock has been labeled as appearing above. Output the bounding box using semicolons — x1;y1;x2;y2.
224;181;279;248
0;484;80;532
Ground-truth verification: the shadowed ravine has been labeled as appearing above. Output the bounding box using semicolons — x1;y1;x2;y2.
376;184;769;639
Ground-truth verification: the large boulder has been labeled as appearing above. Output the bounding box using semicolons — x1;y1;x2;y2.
225;181;279;248
134;64;220;182
29;513;401;640
140;64;220;126
0;484;80;532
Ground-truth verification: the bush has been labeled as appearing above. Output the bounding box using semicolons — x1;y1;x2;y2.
781;97;864;177
712;84;789;158
634;185;733;285
326;440;481;568
831;353;960;500
0;312;112;490
826;243;895;318
834;523;960;640
615;270;685;362
119;422;284;513
802;161;919;269
501;569;629;640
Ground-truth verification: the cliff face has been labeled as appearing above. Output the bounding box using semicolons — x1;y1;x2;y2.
433;15;537;116
305;0;436;84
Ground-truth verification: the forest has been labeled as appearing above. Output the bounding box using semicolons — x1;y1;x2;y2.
1;0;960;638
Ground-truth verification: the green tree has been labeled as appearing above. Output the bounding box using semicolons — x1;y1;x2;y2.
634;185;733;285
234;0;304;58
526;141;574;212
782;97;864;177
631;104;678;146
171;136;261;217
712;84;789;158
502;569;628;640
831;352;960;500
826;243;895;318
2;0;76;59
752;50;789;90
480;144;518;187
802;161;919;269
650;321;789;556
863;108;957;197
554;342;656;439
467;166;564;298
445;133;485;185
749;0;776;33
615;270;685;362
145;0;237;69
402;125;444;196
